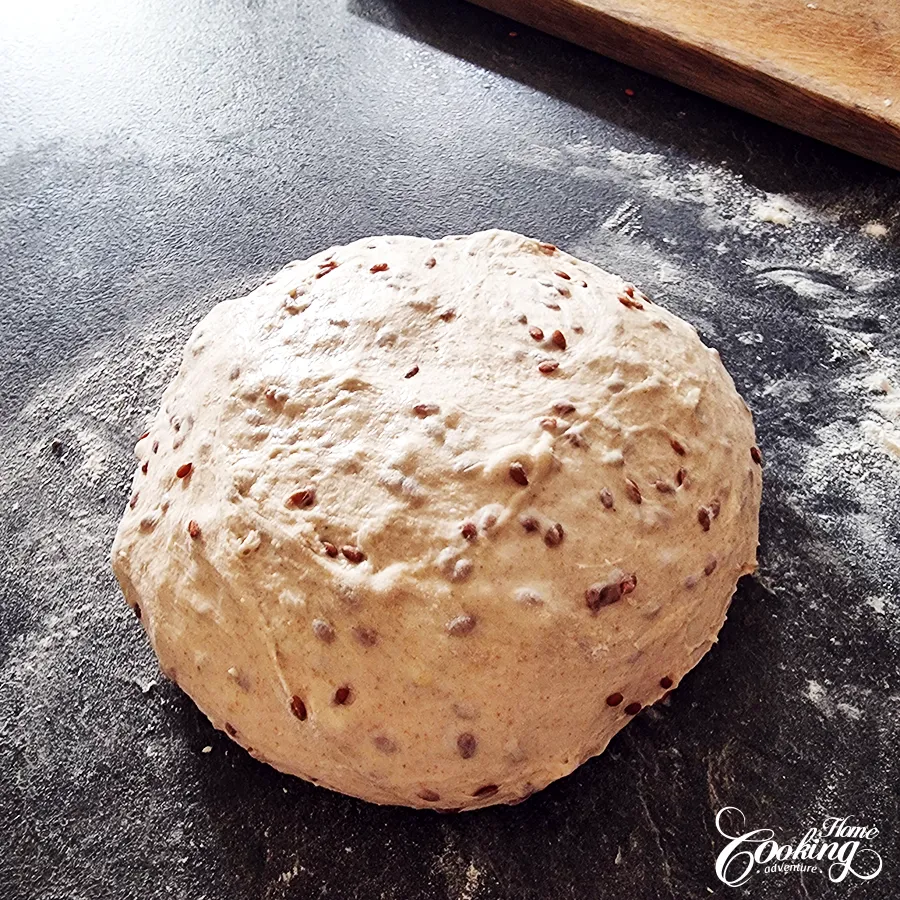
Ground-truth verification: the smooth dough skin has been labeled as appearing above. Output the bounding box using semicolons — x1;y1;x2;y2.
112;230;761;810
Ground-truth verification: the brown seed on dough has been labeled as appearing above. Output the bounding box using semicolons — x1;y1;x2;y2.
624;702;642;715
618;294;644;310
129;493;139;509
520;515;539;532
660;676;674;689
509;462;529;486
606;692;623;707
373;735;397;754
369;263;389;273
624;478;642;504
622;284;635;297
315;260;338;278
446;614;477;636
457;732;477;759
322;541;339;557
413;403;440;417
551;330;567;350
553;402;576;415
461;522;477;540
132;603;142;620
538;242;557;254
751;446;762;465
141;460;149;474
334;686;352;705
544;523;564;547
341;545;366;563
425;257;437;268
286;487;316;508
538;360;559;374
676;467;687;487
405;365;419;379
704;557;718;576
698;507;711;531
312;619;336;643
352;626;378;647
586;582;619;611
556;285;570;297
473;784;499;798
176;462;193;479
670;438;686;456
555;270;571;280
654;480;674;494
529;326;544;341
418;788;441;802
188;520;201;539
599;488;615;509
225;723;237;737
290;696;308;721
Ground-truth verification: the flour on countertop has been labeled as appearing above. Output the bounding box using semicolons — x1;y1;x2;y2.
0;274;267;787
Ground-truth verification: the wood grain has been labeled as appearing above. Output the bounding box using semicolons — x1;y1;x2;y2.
467;0;900;169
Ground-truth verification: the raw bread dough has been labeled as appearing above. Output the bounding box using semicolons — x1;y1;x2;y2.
111;229;761;810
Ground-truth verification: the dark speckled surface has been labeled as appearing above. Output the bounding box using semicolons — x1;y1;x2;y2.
1;1;899;898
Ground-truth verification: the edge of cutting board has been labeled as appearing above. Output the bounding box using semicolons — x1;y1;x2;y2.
467;0;900;170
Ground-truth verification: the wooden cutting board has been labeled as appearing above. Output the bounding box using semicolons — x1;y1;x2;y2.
467;0;900;170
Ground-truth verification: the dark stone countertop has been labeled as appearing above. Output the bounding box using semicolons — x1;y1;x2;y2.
1;2;898;899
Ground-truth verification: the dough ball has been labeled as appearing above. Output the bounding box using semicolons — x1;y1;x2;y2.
111;230;761;810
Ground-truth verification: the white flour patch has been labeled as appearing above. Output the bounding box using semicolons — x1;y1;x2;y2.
804;681;864;721
862;222;888;239
511;141;823;236
750;265;841;299
601;199;642;235
753;195;812;227
863;375;900;460
461;863;483;900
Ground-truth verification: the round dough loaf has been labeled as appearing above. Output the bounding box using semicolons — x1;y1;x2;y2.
112;229;761;810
